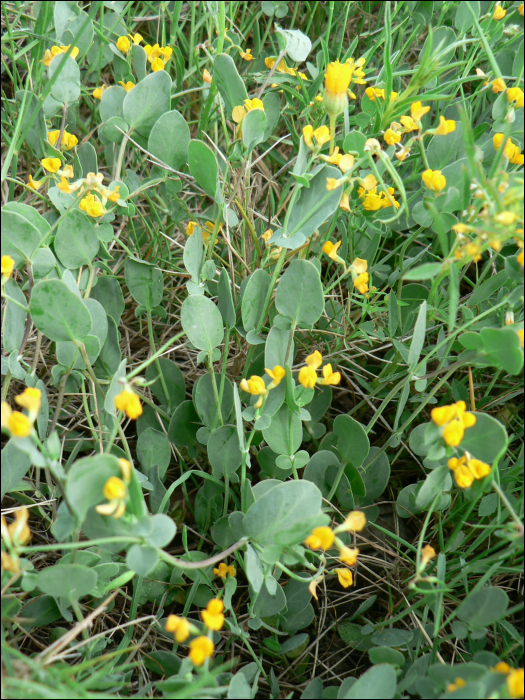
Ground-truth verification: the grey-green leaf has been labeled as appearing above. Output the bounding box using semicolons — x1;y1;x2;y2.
30;279;92;342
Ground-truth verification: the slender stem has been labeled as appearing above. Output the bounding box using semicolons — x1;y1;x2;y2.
329;114;336;156
30;331;42;375
492;480;523;529
327;460;346;502
146;310;171;411
207;355;224;426
49;369;71;434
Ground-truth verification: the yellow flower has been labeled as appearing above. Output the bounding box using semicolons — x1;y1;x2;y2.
492;662;512;674
79;193;106;218
40;158;62;173
202;69;212;84
360;174;377;191
351;257;368;275
446;678;466;693
116;35;131;54
305;351;323;369
95;476;127;519
261;229;273;244
324;60;353;117
117;458;132;483
303;124;330;148
383;128;401;146
201;598;225;631
493;5;507;20
1;255;15;279
160;46;172;62
165;614;191;643
507;668;524;699
335;568;353;588
130;33;143;45
15;388;41;415
105;186;121;203
518;328;524;347
421;545;436;568
232;98;264;126
240;48;254;61
507;87;524;108
518;249;524;267
494;211;518;225
492;78;507;93
57;176;74;194
400;115;419;132
27;174;43;191
435;116;456;135
338;154;355;172
240;375;267;396
432;401;476;446
264;56;296;77
6;508;31;546
92;85;105;100
40;45;79;66
48;129;77;150
189;636;214;666
362;192;383;211
422;169;446;193
338;546;359;566
1;403;33;438
410;101;430;122
326;178;342;191
118;81;135;92
114;389;143;419
341;511;367;532
354;272;369;294
320;364;341;386
298;366;318;389
151;57;165;72
520;3;524;16
365;87;385;101
323;240;343;262
213;562;237;580
339;193;351;212
1;551;19;573
265;365;286;387
304;526;335;550
62;165;75;179
364;138;382;154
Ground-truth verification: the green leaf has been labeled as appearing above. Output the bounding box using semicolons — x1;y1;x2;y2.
213;53;248;116
126;544;159;575
3;280;27;354
145;358;186;409
480;327;523;376
218;269;236;330
275;259;324;325
194;372;234;427
357;448;390;505
242;269;271;331
146;514;176;548
369;647;405;666
459;413;507;464
244;543;264;593
90;275;125;325
183;226;203;284
123;70;171;137
54;210;99;269
457;586;509;629
148;109;190;170
188;139;218;200
333;415;370;468
242;109;267;154
180;295;224;351
408;301;427;366
137;428;171;479
455;1;480;32
125;257;164;311
167;401;200;446
286;165;342;239
49;54;81;104
100;85;126;122
467;270;508;307
243;479;325;547
415;466;450;510
1;441;31;498
1;209;43;265
403;263;442;281
36;564;97;602
344;663;397;699
262;404;302;456
30;279;92;342
15;90;46;158
207;426;242;478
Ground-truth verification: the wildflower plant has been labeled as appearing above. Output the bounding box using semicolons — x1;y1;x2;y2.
0;2;523;698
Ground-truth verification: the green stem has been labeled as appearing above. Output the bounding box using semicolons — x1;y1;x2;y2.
207;355;224;426
146;310;171;411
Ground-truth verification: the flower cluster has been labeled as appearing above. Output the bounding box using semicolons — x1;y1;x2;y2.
448;453;490;489
95;458;132;519
264;56;307;80
323;57;366;116
48;129;78;151
358;179;401;210
115;33;143;55
213;562;236;580
164;597;226;667
1;507;32;573
297;351;341;389
304;511;366;589
240;365;286;408
186;220;222;244
114;386;143;419
40;44;79;66
1;388;42;438
493;134;524;165
431;400;476;447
